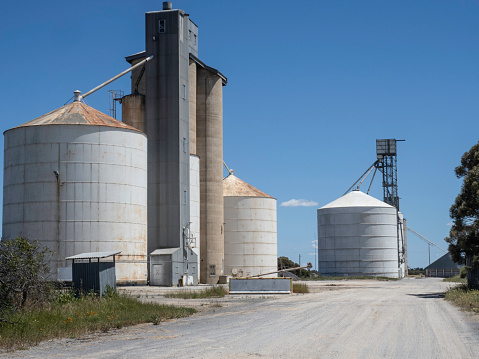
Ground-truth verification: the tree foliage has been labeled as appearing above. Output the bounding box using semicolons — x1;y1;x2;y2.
0;237;52;323
446;142;479;288
277;256;311;278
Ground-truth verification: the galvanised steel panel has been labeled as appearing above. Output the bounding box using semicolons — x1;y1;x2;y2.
3;124;147;283
317;191;399;278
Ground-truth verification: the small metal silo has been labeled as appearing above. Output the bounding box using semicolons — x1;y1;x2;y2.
223;174;277;278
2;101;148;283
317;190;400;278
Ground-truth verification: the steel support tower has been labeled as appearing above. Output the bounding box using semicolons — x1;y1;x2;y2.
375;139;399;210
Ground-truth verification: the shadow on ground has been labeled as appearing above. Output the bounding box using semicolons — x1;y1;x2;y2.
407;292;445;299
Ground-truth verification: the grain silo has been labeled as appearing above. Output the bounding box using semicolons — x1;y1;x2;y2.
223;173;277;278
317;190;400;278
2;99;148;283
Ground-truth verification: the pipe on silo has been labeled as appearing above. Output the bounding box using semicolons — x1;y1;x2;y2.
189;59;197;155
196;67;224;284
122;94;146;133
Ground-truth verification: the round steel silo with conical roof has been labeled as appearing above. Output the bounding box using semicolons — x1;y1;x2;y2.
223;173;277;278
2;100;148;283
317;190;399;278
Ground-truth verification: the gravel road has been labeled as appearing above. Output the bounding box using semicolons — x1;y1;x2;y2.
2;278;479;358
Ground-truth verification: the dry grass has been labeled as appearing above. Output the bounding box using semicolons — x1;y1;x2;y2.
293;283;309;293
164;286;228;299
444;284;479;314
0;291;195;351
305;275;397;281
443;275;467;283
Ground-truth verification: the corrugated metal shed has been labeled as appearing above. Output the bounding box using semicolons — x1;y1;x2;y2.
66;252;119;296
223;174;274;198
10;101;141;132
66;251;121;260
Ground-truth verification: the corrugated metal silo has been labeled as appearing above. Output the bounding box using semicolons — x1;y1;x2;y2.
317;190;399;278
223;174;277;278
2;101;148;283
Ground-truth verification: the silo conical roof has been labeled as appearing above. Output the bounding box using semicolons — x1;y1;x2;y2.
320;190;394;209
223;174;274;199
12;101;141;132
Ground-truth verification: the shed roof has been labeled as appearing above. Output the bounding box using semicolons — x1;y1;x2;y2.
12;102;142;132
320;190;394;209
65;251;121;260
223;174;274;199
425;252;464;270
150;248;180;256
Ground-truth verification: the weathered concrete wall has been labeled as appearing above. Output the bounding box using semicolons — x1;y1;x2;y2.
145;10;190;258
189;60;197;155
122;94;146;133
196;67;224;284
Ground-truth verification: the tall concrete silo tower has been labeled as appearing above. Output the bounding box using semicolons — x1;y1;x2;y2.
123;2;227;284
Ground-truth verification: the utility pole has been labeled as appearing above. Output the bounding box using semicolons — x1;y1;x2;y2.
299;254;301;267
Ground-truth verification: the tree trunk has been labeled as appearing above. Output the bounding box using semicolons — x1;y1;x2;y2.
467;268;479;289
466;255;479;289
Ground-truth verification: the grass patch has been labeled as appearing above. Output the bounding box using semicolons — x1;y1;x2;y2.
164;286;228;299
305;275;397;281
293;283;309;293
0;291;196;351
445;284;479;314
443;275;467;283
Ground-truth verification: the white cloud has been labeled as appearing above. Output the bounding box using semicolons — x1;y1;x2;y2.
312;239;318;249
280;199;318;207
446;222;453;226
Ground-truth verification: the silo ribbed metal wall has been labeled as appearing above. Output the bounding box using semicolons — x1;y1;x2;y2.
317;206;399;278
224;197;277;277
2;125;148;282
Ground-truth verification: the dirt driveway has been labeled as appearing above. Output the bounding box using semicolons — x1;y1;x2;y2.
2;278;479;358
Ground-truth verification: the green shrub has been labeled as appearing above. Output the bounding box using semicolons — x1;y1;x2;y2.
0;237;53;324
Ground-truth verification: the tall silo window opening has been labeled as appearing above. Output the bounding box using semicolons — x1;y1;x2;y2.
182;85;186;99
159;20;166;33
184;190;187;205
183;137;187;152
209;265;216;276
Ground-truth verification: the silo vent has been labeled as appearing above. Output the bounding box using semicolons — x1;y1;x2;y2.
163;2;172;10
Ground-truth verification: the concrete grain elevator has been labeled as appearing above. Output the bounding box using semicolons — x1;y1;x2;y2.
123;2;227;284
2;2;278;287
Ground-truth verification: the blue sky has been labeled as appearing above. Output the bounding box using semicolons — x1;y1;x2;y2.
1;0;479;269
